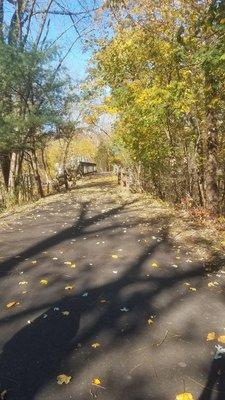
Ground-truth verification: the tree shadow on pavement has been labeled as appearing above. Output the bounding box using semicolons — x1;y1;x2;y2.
0;197;224;399
0;297;81;400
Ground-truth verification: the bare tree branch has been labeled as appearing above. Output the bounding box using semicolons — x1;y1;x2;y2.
23;0;37;45
35;0;54;47
33;7;100;17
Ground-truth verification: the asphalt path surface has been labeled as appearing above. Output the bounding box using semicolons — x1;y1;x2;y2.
0;175;224;400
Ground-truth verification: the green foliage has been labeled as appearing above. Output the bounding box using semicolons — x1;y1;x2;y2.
0;43;70;152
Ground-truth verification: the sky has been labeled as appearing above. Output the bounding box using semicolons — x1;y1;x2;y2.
46;13;94;82
2;0;113;132
3;0;100;82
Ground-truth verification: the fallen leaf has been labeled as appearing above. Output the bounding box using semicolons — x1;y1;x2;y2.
0;390;7;399
120;307;129;312
148;318;154;325
62;311;70;316
189;287;197;292
207;332;216;341
112;255;118;259
92;378;101;386
70;264;76;268
6;301;19;309
65;285;74;290
218;335;225;344
31;260;37;264
151;262;159;268
91;342;100;348
40;279;48;285
176;393;194;400
19;281;28;285
57;374;72;385
64;261;72;265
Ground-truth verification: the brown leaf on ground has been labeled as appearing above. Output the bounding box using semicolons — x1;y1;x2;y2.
6;301;19;309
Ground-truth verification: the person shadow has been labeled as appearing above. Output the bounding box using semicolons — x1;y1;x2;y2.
199;353;225;400
0;296;80;399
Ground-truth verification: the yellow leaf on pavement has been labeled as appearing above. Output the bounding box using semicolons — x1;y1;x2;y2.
218;335;225;344
112;255;118;259
176;393;194;400
151;262;159;268
207;332;216;341
92;378;102;386
40;279;48;285
64;261;72;265
57;374;72;385
65;285;74;290
91;343;100;348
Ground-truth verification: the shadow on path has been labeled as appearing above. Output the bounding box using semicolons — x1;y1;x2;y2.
0;187;224;399
199;356;225;400
0;297;80;399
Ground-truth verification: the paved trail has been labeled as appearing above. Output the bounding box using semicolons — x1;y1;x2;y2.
0;175;224;400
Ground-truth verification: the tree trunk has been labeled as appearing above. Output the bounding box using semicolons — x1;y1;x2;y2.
205;111;219;213
8;152;18;192
204;73;219;214
0;152;11;188
32;149;44;198
41;147;51;194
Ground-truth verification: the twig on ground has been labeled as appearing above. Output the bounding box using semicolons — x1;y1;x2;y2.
156;330;169;347
129;363;143;374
